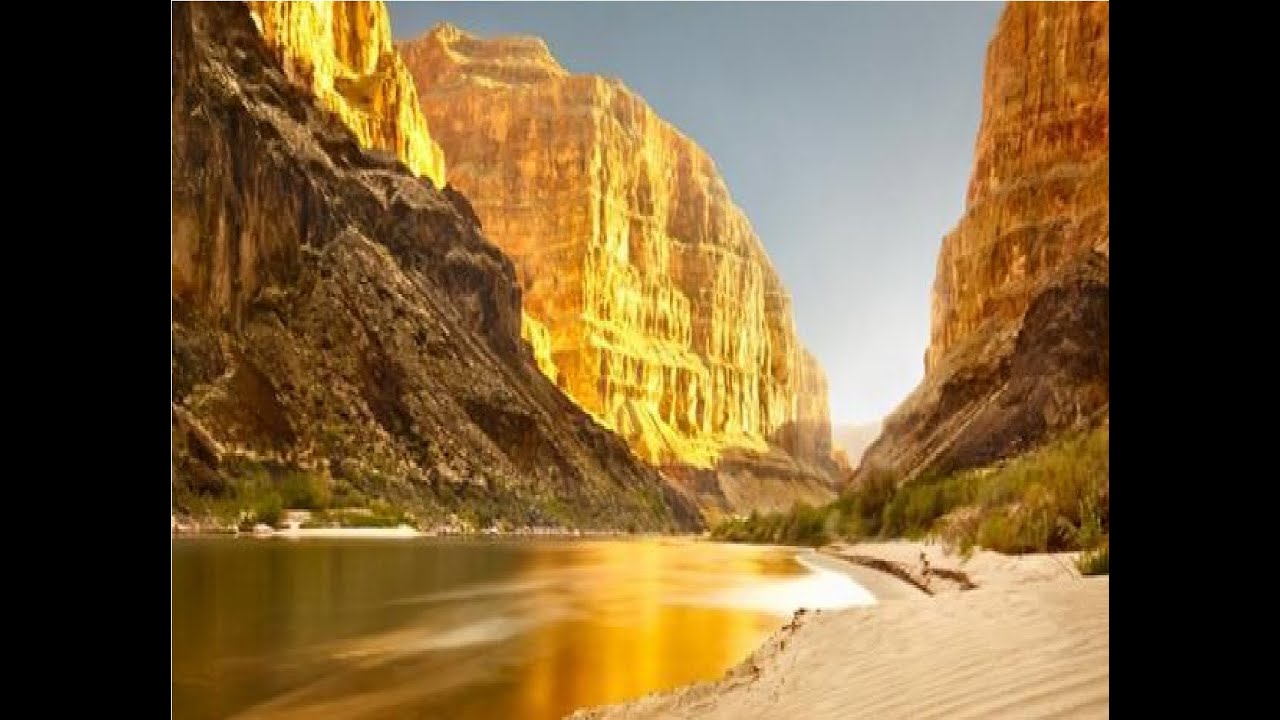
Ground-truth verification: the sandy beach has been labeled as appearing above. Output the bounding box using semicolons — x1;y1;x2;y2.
572;541;1108;719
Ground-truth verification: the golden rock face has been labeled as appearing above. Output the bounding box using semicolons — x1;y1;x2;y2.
398;24;833;472
926;1;1109;372
520;311;559;385
246;0;446;187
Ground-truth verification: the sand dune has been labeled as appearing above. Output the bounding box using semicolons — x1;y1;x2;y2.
572;542;1108;719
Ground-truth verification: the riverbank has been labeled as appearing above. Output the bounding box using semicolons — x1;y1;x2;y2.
170;510;689;539
171;514;704;540
571;540;1108;719
795;549;922;603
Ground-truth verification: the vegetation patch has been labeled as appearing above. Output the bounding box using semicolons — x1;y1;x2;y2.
1076;541;1109;575
711;427;1109;557
172;456;414;530
302;501;414;528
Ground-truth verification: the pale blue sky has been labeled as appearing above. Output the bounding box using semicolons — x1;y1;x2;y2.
388;1;1004;425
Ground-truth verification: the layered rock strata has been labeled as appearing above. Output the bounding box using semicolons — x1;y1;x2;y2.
171;1;700;530
856;1;1109;483
398;24;837;515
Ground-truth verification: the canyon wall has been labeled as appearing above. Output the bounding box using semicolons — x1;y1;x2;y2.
856;1;1109;484
245;0;446;187
398;24;837;515
926;0;1109;373
171;1;700;531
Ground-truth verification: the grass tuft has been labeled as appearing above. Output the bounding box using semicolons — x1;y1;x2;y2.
1076;541;1109;575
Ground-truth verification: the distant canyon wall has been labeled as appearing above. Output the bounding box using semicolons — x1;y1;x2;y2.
396;24;836;515
856;1;1109;484
832;421;885;470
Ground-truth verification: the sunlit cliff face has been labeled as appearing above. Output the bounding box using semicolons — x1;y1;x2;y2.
247;1;447;188
520;312;560;386
398;23;834;471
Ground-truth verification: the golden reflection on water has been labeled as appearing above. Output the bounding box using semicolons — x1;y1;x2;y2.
172;538;838;720
514;540;775;716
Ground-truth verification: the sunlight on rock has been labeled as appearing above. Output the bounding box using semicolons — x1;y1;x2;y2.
248;0;447;186
398;23;835;477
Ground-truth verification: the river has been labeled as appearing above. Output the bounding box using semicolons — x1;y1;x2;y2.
172;537;874;719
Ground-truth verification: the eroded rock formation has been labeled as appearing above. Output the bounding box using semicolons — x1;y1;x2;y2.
856;1;1109;484
398;24;837;516
246;0;447;187
171;1;700;530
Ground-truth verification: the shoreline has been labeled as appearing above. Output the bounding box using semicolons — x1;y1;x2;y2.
170;524;709;541
171;510;705;540
797;549;924;603
571;540;1108;719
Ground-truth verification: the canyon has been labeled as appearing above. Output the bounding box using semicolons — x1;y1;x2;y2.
855;1;1109;484
172;0;1105;529
172;3;1109;717
171;1;701;531
172;0;840;526
398;24;839;517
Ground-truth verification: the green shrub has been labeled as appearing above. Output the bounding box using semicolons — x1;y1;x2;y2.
236;492;284;530
279;471;331;510
974;508;1051;554
1076;541;1109;575
708;502;835;546
329;479;365;508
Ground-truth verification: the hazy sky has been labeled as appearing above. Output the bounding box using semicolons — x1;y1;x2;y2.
388;1;1004;426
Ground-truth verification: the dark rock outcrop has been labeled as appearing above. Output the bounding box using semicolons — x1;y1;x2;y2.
857;251;1108;482
171;2;700;530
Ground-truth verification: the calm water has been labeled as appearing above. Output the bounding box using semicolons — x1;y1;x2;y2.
172;537;873;719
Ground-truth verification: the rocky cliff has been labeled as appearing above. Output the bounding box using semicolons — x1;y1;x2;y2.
171;1;700;531
398;24;837;517
855;2;1109;484
245;0;446;188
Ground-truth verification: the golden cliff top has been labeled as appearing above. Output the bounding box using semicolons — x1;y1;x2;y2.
399;21;768;260
402;22;569;88
247;1;447;187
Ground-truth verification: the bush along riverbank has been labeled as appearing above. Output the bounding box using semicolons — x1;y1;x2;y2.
711;428;1109;571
